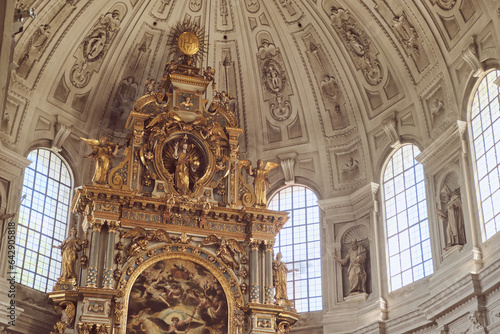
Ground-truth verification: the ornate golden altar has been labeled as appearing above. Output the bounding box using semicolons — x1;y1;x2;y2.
48;22;298;334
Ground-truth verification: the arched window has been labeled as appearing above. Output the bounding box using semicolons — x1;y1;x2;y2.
269;185;321;312
469;69;500;240
15;148;73;292
382;144;433;291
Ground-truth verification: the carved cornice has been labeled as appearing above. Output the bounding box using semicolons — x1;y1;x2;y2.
71;184;289;240
418;273;480;320
318;182;373;221
0;141;32;172
385;309;431;332
416;122;460;174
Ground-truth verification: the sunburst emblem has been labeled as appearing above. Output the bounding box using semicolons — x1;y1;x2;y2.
167;20;208;66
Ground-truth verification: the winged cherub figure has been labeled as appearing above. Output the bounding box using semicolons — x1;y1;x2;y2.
200;235;246;270
247;159;279;207
122;227;172;258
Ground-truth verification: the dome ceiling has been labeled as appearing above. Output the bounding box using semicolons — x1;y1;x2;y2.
6;0;497;198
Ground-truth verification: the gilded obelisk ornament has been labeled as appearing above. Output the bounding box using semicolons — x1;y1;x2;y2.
51;20;297;334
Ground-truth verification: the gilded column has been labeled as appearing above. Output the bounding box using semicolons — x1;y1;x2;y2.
263;240;274;304
103;221;119;289
249;239;261;303
457;121;483;271
87;219;103;287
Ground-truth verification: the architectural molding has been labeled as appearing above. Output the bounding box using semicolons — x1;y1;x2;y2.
461;36;484;78
278;152;297;185
416;122;460;174
318;182;373;223
382;113;399;148
51;115;73;152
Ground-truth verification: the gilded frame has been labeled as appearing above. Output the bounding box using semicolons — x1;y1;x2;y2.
119;250;238;333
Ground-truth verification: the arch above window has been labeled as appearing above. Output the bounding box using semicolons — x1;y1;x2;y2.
269;185;321;313
469;69;500;240
382;144;433;291
16;148;73;292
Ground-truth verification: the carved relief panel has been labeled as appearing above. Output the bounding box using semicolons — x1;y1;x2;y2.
255;31;306;146
424;0;481;51
322;1;405;119
48;3;128;119
299;25;351;134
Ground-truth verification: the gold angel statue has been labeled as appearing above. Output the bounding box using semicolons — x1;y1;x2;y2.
246;159;279;207
81;135;119;184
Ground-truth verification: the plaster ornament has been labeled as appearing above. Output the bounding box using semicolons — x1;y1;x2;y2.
382;113;400;148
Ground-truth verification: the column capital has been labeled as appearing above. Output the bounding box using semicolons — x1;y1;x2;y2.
263;240;275;251
107;221;121;233
249;239;261;251
91;219;104;232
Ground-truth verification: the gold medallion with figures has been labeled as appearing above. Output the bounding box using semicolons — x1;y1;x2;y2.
178;31;200;55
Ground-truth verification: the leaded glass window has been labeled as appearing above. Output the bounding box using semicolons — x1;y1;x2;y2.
470;70;500;240
383;144;433;291
16;148;73;292
269;185;321;312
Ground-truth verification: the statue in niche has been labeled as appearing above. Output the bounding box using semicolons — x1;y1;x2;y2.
247;159;279;207
436;185;466;249
81;135;120;184
173;135;200;194
53;228;83;282
334;239;367;295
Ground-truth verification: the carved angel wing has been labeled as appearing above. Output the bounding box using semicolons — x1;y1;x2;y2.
199;234;221;247
227;239;246;255
149;229;172;243
264;161;279;173
122;227;147;240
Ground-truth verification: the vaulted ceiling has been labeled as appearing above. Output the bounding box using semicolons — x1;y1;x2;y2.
4;0;499;199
